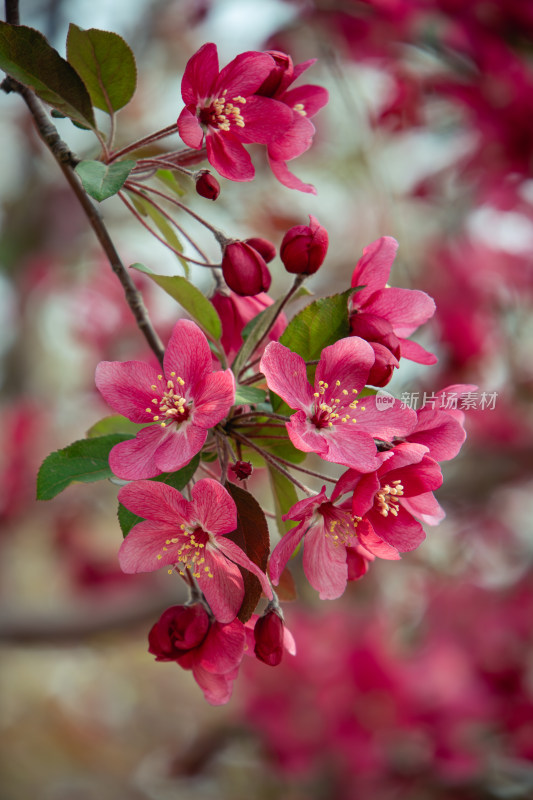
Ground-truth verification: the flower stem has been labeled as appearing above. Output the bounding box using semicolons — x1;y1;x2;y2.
232;432;313;495
107;124;180;163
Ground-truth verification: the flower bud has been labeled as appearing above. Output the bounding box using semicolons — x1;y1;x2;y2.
195;170;220;200
148;604;210;661
229;460;253;481
245;237;276;263
280;215;328;275
349;312;401;387
253;609;285;666
222;241;272;296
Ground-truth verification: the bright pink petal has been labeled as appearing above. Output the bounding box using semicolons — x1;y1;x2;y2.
315;337;375;395
385;457;443;496
399;337;438;365
198;548;244;623
282;84;329;117
303;523;348;599
206;130;255;181
238;96;294;145
401;492;445;525
215;537;273;600
109;425;167;480
269;522;307;585
267;114;314;160
95;360;162;423
379;442;428;472
351;237;398;302
409;408;466;461
196;619;245;673
267;155;317;194
118;480;190;524
192;369;235;428
358;523;401;560
323;426;381;472
164;320;212;392
177;106;204;149
153;424;206;473
369;505;426;552
192;664;235;705
215;51;275;97
351;471;380;517
282;489;326;523
286;413;329;456
181;42;219;105
368;288;436;337
352;395;417;439
118;520;181;573
191;479;237;535
260;342;314;411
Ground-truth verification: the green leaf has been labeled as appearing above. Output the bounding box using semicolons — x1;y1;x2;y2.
267;465;300;536
231;296;286;378
86;414;145;437
118;454;200;537
37;433;134;500
156;169;186;197
224;482;270;623
66;24;136;113
128;193;189;276
131;264;222;342
75;159;135;202
0;22;95;128
234;385;267;405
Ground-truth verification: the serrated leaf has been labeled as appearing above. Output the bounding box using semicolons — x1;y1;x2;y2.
131;264;222;342
86;414;145;437
66;24;136;113
37;433;134;500
224;482;270;623
231;296;286;378
75;159;135;201
267;465;300;536
0;21;95;128
234;385;267;405
128;194;189;276
117;454;200;537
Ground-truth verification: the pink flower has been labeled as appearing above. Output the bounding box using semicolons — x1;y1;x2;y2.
221;241;272;296
350;236;437;366
177;43;293;182
148;603;245;705
333;442;445;551
118;478;273;623
280;214;329;275
256;51;329;194
245;611;297;666
95;320;235;480
260;337;416;473
269;487;400;600
211;290;287;362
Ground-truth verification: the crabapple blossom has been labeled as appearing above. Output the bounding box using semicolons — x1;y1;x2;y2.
269;486;400;600
279;215;329;275
177;43;293;182
245;611;297;666
221;240;271;296
95;320;235;480
117;478;272;623
148;603;246;705
260;337;416;473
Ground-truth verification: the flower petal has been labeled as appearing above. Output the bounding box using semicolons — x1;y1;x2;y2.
206;130;255;181
191;479;237;535
267;155;317;194
401;492;445;525
399;337;438;365
369;505;426;551
352;395;417;439
215;51;275;97
95;360;162;423
238;96;294;146
324;426;381;472
192;369;235;429
197;619;246;674
198;548;244;623
260;342;314;411
269;522;308;585
303;523;348;599
351;236;398;302
215;537;273;600
118;479;190;523
164;319;212;392
109;425;168;480
315;336;375;396
181;42;219;105
118;520;181;573
368;287;436;337
177;106;204;149
153;424;206;473
191;664;236;705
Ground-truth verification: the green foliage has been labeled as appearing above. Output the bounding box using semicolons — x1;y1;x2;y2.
117;455;200;537
128;195;189;276
36;433;134;500
66;24;136;113
0;21;95;128
231;296;286;378
75;159;135;202
86;415;145;437
224;482;270;623
234;385;267;405
131;264;222;342
268;466;300;536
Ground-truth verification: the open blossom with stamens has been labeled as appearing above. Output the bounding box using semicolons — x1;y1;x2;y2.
117;478;273;623
260;337;417;473
177;43;293;182
333;442;445;550
95;320;235;480
148;603;245;705
269;487;400;600
350;236;437;368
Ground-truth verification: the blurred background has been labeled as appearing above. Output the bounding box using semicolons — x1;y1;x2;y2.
1;1;533;798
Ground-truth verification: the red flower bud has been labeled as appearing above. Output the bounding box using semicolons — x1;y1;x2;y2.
253;609;285;666
229;460;253;481
148;604;210;661
349;312;401;387
280;215;328;275
195;170;220;200
245;237;277;263
222;241;272;296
